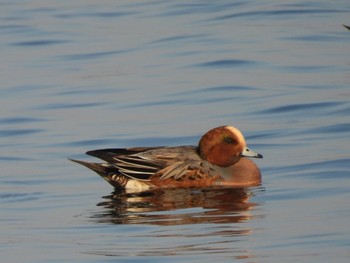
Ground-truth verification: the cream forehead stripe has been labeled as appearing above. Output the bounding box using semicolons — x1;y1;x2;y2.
224;126;246;144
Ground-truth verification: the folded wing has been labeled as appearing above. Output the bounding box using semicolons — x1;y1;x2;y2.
86;146;216;182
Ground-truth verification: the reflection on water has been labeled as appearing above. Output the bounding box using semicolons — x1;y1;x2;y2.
85;187;264;259
91;187;263;226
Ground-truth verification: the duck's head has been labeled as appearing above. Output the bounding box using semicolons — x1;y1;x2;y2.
198;125;263;167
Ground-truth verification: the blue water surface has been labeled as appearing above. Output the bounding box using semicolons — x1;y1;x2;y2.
1;1;350;262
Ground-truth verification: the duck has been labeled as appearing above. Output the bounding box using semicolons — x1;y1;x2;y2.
70;125;263;191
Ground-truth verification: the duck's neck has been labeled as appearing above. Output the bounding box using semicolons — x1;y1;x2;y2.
215;158;261;187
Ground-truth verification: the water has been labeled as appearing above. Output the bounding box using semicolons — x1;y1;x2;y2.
1;0;350;262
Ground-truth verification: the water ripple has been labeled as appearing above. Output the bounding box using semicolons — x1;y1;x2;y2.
0;25;34;34
306;123;350;134
159;2;246;16
150;34;208;45
280;65;335;73
269;158;350;175
262;102;344;114
171;85;256;97
11;39;68;47
0;192;43;203
54;11;137;19
164;85;257;106
0;129;44;137
0;117;46;125
38;102;104;110
213;8;347;21
59;49;135;61
0;156;33;162
195;59;259;68
127;99;185;108
284;34;347;42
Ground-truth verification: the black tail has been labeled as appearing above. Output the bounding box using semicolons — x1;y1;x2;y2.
69;159;125;190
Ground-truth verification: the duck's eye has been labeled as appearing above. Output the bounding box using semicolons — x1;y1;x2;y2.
223;137;236;144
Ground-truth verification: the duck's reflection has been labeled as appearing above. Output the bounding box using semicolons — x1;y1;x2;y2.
91;187;263;226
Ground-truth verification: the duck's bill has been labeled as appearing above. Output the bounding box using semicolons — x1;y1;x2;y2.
240;147;263;159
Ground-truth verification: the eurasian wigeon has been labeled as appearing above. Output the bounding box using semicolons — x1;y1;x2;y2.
71;125;263;191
